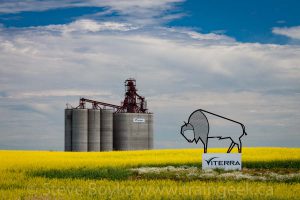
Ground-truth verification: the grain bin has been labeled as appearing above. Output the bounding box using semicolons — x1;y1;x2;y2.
64;109;72;151
88;109;101;151
100;109;113;151
72;109;88;152
113;113;153;150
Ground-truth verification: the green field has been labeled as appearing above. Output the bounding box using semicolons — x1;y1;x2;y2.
1;147;300;199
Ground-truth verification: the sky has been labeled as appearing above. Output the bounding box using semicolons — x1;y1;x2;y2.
0;0;299;150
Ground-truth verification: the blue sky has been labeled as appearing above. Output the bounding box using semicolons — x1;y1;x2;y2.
0;0;299;150
1;0;300;44
170;0;300;44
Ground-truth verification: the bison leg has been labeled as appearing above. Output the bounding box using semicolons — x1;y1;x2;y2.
227;142;235;153
203;143;208;153
237;139;242;153
201;139;208;153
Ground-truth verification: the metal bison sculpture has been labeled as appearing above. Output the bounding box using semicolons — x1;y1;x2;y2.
180;109;247;153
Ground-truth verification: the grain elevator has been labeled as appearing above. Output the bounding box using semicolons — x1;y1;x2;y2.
64;78;153;152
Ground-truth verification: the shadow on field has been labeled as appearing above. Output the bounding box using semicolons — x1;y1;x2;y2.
28;167;132;180
243;160;300;169
27;160;300;181
135;160;300;169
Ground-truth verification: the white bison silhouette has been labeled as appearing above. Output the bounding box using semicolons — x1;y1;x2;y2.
180;109;247;153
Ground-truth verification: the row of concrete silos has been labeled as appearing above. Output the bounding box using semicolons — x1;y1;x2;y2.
65;108;153;152
65;108;113;151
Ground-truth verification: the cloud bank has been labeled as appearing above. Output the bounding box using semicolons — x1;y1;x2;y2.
0;1;299;150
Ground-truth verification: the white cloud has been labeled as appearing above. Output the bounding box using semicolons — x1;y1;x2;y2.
43;20;139;33
0;0;184;25
178;29;235;43
0;19;300;149
272;26;300;40
3;89;112;99
0;0;183;13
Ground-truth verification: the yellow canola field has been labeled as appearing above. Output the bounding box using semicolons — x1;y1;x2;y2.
0;147;300;200
1;147;300;170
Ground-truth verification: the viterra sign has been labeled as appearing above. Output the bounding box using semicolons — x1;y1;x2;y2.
133;118;146;123
180;109;247;170
202;154;242;170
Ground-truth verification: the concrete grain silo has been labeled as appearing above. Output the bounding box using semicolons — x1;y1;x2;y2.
113;113;153;150
88;109;101;151
65;78;153;152
72;109;88;152
64;109;73;151
100;109;113;151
